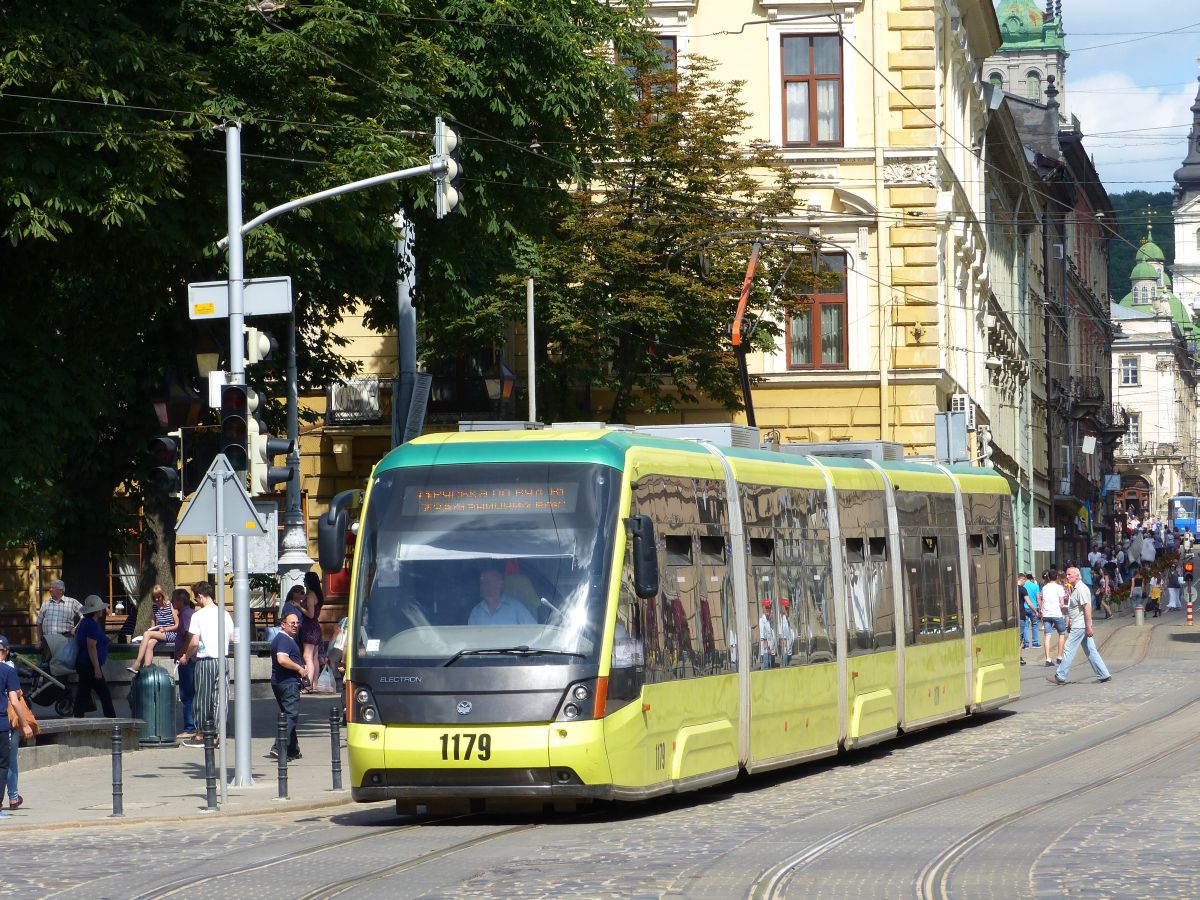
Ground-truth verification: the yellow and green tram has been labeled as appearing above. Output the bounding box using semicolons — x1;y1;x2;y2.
317;428;1019;812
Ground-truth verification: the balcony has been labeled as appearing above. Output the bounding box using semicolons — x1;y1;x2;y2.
1115;441;1181;461
1094;404;1128;446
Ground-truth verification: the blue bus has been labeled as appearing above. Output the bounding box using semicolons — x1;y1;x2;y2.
1169;495;1199;534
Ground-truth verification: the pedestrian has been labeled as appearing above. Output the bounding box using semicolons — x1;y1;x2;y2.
299;572;324;692
0;636;34;812
266;611;305;762
1017;574;1041;650
127;584;179;677
1147;575;1163;617
72;595;117;718
1051;566;1112;685
35;579;82;664
178;582;234;747
1040;569;1068;668
1167;565;1183;611
1092;566;1113;619
1;642;34;820
1141;532;1157;567
171;588;197;740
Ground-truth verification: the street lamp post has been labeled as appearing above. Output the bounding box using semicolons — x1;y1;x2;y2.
277;313;313;607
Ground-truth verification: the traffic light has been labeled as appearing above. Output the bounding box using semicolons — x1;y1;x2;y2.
245;326;277;365
147;431;182;496
1184;556;1195;583
220;383;256;473
248;416;294;496
183;426;221;495
433;116;462;218
978;425;994;468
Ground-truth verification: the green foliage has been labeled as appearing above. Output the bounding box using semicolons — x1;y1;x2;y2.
462;54;807;423
0;1;650;557
1107;190;1174;301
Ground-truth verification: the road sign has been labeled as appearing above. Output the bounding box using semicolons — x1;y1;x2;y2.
187;276;293;321
208;500;278;574
175;454;267;537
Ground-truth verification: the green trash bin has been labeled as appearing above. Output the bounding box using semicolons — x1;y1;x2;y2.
128;663;179;747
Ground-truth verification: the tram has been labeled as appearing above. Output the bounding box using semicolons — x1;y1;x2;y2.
318;428;1019;812
1169;495;1198;535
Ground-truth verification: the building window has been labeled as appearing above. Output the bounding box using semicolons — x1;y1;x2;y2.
623;35;678;102
781;35;843;146
788;253;848;369
1123;412;1141;450
1120;357;1139;385
1026;71;1041;100
988;72;1003;90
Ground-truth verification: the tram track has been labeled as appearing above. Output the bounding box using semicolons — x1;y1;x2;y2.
914;723;1200;899
748;690;1200;899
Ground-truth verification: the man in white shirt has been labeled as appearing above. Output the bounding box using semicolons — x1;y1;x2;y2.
1039;570;1068;668
178;582;235;747
1140;533;1157;566
1051;567;1111;685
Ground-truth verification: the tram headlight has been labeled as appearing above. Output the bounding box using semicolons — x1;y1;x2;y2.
355;688;371;705
350;683;381;726
556;678;601;722
572;684;590;701
361;706;377;723
563;703;580;719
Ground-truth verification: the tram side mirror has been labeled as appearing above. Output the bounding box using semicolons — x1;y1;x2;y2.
626;514;660;599
318;489;360;572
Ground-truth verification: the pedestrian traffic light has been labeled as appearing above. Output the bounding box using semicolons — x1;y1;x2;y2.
147;431;182;496
245;326;277;365
432;116;462;219
1185;558;1195;582
220;383;256;473
248;416;294;496
978;425;994;468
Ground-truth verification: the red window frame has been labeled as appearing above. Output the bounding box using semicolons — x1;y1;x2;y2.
780;35;844;146
787;253;848;370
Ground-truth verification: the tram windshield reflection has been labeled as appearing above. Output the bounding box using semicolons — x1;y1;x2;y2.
351;462;619;666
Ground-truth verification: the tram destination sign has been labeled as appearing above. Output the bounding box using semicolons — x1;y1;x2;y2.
403;484;578;515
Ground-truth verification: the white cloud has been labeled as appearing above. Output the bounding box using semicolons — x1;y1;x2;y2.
1067;72;1194;190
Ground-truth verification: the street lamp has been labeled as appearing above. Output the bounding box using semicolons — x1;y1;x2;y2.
485;356;516;414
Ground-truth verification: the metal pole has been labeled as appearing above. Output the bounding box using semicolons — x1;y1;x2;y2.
231;534;253;786
203;729;218;811
225;122;247;381
526;277;536;424
277;712;289;799
393;210;417;449
330;705;343;791
110;725;124;818
214;472;229;806
278;311;314;608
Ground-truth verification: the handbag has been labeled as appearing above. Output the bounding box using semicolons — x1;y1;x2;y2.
55;636;79;670
8;695;38;742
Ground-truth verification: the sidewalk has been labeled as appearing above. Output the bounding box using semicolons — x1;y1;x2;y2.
4;694;352;829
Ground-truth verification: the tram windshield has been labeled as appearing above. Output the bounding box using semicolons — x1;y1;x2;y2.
351;462;620;666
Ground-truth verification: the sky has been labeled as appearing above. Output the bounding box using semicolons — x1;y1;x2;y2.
1063;1;1200;195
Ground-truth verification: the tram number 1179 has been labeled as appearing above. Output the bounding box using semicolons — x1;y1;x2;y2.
440;732;492;761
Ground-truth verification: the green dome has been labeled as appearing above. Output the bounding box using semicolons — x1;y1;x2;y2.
996;0;1043;40
1130;261;1158;280
1165;271;1173;288
1136;241;1165;263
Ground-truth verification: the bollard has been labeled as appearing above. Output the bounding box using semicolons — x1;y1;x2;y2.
1135;603;1145;627
1188;600;1195;627
203;729;218;811
330;705;343;791
110;725;124;818
276;712;289;800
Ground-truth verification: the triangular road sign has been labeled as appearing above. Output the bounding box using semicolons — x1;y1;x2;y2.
175;454;268;537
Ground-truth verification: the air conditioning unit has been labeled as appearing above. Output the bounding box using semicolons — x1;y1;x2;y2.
634;424;761;448
1058;478;1072;495
950;393;976;431
326;376;382;425
780;441;905;461
1053;243;1065;259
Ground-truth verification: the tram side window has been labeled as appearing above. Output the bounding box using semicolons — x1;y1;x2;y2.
657;534;699;681
697;535;730;675
609;554;647;710
939;532;962;634
869;536;895;648
776;562;807;666
908;535;944;641
974;533;1003;633
806;539;836;663
844;537;873;652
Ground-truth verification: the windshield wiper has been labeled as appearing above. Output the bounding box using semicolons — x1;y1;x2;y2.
443;646;586;667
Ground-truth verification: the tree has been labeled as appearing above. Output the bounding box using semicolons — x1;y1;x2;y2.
0;1;651;591
457;54;808;423
1107;190;1174;300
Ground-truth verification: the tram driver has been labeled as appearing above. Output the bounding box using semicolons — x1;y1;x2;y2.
467;560;536;626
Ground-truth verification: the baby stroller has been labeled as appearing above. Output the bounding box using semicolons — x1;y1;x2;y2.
13;651;77;717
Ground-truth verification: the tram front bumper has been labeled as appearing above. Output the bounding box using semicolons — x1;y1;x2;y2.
347;719;614;802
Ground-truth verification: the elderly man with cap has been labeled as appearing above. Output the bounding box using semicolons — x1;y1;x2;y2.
73;595;117;718
35;579;82;664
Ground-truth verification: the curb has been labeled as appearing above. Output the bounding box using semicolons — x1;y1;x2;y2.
3;794;356;832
